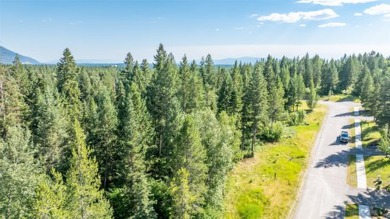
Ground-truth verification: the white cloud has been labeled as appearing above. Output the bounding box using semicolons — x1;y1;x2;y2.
250;13;259;18
257;9;338;23
297;0;376;6
300;24;307;27
364;4;390;17
354;13;363;16
318;22;346;27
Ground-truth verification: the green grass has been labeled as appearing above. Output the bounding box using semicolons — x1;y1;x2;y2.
361;120;381;148
345;204;359;219
347;155;357;187
322;94;360;103
223;104;327;219
365;156;390;189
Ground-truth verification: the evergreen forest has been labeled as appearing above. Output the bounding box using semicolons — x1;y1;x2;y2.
1;44;390;218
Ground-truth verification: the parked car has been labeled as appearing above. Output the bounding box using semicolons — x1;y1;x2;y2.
340;131;349;143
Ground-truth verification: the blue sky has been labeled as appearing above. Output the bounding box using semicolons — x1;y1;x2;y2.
1;0;390;63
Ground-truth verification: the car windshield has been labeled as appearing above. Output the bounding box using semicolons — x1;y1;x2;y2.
341;133;349;137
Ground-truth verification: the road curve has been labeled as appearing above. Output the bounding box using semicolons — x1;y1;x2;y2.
294;101;359;219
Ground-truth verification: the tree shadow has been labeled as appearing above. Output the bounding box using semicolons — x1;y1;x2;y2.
335;95;358;103
347;190;390;209
342;123;355;130
334;111;355;117
315;148;361;168
324;205;344;219
365;157;390;174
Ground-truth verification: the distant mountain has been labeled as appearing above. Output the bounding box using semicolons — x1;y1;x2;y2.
0;46;40;64
214;57;262;65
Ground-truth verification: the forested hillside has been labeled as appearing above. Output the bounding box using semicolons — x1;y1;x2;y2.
0;45;389;218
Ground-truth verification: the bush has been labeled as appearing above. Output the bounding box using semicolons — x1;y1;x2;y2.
288;110;306;126
259;122;284;142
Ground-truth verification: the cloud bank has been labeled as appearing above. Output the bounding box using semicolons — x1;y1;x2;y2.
297;0;376;6
257;9;338;23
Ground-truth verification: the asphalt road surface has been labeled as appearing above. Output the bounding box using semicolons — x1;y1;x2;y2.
294;101;359;219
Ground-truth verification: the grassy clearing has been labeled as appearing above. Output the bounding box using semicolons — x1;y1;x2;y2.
345;204;359;219
322;94;360;103
365;156;390;189
223;104;327;219
347;155;357;187
361;120;381;148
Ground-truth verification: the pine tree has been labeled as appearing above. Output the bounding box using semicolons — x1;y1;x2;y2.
376;77;390;127
32;85;68;172
147;44;179;161
312;55;323;88
172;115;207;216
116;82;156;218
170;168;194;219
57;48;81;119
10;55;30;97
308;76;317;109
33;170;69;218
287;73;305;111
186;60;205;113
66;119;113;218
0;125;41;218
93;86;118;189
0;66;28;138
268;76;285;125
199;54;217;111
124;52;134;77
230;61;243;115
321;60;339;95
178;55;192;113
242;63;268;156
360;72;374;104
217;72;234;115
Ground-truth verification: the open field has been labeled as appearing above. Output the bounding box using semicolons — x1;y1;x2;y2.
365;156;390;189
224;104;327;219
361;120;381;148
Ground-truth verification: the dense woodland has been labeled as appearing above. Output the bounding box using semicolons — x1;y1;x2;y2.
0;44;389;218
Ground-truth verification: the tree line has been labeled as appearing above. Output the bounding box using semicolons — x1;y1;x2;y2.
0;45;389;218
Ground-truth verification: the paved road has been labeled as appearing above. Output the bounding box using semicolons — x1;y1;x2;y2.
294;101;359;219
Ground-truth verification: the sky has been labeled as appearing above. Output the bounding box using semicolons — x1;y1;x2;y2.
1;0;390;63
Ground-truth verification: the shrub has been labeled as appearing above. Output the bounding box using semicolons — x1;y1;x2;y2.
259;122;284;142
288;110;306;126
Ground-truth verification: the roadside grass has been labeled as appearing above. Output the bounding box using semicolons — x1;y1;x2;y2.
365;156;390;189
347;155;357;187
322;94;360;103
361;120;381;148
345;204;359;219
223;104;327;219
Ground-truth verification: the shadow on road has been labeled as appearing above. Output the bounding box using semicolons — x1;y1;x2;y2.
334;112;355;117
342;123;355;130
324;205;344;219
314;148;361;168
